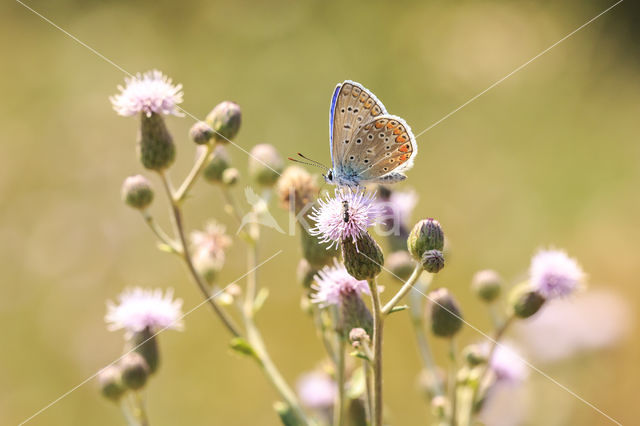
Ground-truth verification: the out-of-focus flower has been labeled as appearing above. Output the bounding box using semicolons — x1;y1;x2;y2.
105;287;184;335
248;144;283;186
121;175;154;210
471;269;503;303
190;221;232;265
309;188;381;250
529;248;584;298
377;188;418;230
485;342;529;384
516;289;631;363
276;166;318;214
297;371;336;410
205;101;242;143
110;70;183;117
311;259;370;307
428;288;463;337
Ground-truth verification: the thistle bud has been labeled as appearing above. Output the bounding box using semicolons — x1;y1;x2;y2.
189;121;214;145
98;365;126;402
132;327;159;374
509;283;546;319
248;144;283;186
296;258;316;289
462;344;487;366
386;250;415;282
222;168;239;186
276;166;318;215
342;233;384;281
429;288;463;338
121;175;154;210
348;327;370;347
205;101;242;143
203;146;230;183
120;352;150;390
408;218;444;260
340;291;373;338
137;112;175;171
421;249;445;273
471;270;502;303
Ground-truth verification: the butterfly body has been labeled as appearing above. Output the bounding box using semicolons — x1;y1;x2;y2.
324;80;418;187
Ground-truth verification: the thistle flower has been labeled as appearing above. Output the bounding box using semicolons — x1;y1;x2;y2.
105;287;184;336
311;259;370;307
529;248;584;299
190;221;232;265
297;371;337;410
276;166;318;214
376;188;417;230
485;342;529;384
309;188;381;250
110;70;183;117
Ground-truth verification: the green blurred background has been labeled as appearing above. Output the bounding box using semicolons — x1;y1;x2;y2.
1;0;638;424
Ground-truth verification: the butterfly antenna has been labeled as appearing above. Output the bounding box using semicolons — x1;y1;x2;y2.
297;153;329;171
287;157;326;170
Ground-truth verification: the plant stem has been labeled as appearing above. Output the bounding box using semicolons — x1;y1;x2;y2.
363;359;373;424
368;278;384;426
119;397;137;426
382;263;423;315
141;211;181;253
333;338;346;426
158;171;242;337
133;392;150;426
448;338;458;426
174;144;213;203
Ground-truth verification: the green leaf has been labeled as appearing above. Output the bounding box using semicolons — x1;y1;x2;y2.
349;350;371;362
388;305;409;314
229;337;257;358
273;402;304;426
253;287;270;314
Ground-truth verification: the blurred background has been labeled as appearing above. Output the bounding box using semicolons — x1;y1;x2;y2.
1;0;639;424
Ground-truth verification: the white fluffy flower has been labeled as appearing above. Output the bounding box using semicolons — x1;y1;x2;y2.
105;287;184;335
297;371;336;410
485;342;529;384
110;70;184;117
529;249;585;299
311;259;370;306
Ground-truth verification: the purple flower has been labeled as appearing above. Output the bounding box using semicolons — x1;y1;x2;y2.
377;189;417;229
110;70;184;117
529;249;584;299
311;259;370;307
297;371;336;410
486;342;529;384
105;287;184;335
309;188;381;249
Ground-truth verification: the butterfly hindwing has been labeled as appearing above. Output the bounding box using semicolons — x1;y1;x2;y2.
346;114;418;182
331;81;387;173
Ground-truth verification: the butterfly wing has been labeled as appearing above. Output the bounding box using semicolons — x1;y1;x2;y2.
330;81;388;173
346;114;418;183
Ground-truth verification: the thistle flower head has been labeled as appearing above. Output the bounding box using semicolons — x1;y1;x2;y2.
190;221;232;264
486;343;529;384
110;70;184;117
276;166;318;214
105;287;184;335
529;248;584;299
311;259;370;306
297;371;337;410
309;188;381;249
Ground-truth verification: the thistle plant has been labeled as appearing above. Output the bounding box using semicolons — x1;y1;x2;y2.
99;69;624;426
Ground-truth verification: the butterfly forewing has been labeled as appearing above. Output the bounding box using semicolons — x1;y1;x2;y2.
347;114;417;181
331;81;387;172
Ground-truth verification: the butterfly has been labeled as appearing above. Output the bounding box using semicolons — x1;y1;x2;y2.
292;80;418;187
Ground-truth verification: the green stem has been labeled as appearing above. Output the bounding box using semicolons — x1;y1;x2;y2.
174;144;213;203
333;339;346;426
141;211;181;253
363;359;373;424
119;397;137;426
382;263;423;315
158;172;242;337
368;278;384;426
133;392;150;426
448;338;458;426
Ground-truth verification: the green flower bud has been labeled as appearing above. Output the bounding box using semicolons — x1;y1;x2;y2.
342;233;384;281
222;168;239;186
471;270;502;303
509;283;546;318
120;352;150;390
340;291;373;338
296;258;317;289
137;112;175;171
205;101;242;143
132;327;159;374
429;288;463;338
462;344;487;367
248;144;283;187
121;175;154;210
300;221;338;269
98;365;126;402
203;146;230;184
189;121;214;145
421;249;445;273
408;218;445;260
386;250;415;282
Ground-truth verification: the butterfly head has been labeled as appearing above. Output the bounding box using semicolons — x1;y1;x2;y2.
323;169;334;184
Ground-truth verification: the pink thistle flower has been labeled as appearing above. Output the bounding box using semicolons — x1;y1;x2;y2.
190;221;232;266
490;343;529;384
529;248;585;299
297;371;336;410
309;188;381;249
377;188;418;229
311;259;370;307
105;287;183;335
110;70;184;117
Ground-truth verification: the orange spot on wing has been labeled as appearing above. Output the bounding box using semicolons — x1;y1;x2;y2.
386;122;395;129
393;128;402;135
375;121;384;129
396;135;407;143
364;99;373;108
398;154;408;162
398;145;409;153
360;94;367;102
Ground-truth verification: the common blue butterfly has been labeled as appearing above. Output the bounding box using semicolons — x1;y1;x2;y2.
292;81;418;187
